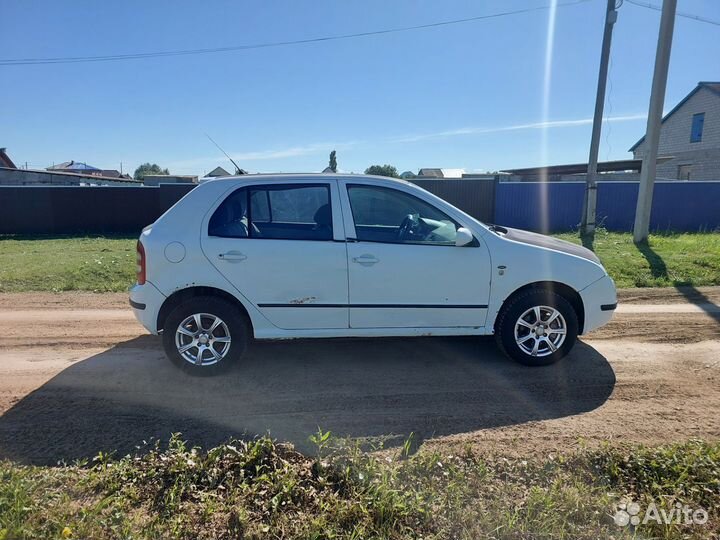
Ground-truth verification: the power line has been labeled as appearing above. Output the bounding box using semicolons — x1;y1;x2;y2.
0;0;591;66
625;0;720;27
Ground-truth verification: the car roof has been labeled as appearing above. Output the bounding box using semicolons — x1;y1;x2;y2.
204;173;414;186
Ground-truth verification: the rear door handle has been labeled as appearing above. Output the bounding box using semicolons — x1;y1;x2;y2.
218;251;247;262
352;254;379;266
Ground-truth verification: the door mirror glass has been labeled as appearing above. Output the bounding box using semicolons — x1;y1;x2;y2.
455;227;474;247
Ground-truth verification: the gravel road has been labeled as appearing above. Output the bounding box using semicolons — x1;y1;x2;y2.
1;289;719;464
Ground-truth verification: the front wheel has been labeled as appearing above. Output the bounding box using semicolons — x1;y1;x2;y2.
162;296;248;375
495;289;579;366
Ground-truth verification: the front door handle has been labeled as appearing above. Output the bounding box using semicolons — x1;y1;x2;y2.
218;251;247;262
352;254;379;266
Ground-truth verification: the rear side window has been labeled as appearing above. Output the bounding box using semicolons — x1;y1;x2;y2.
208;188;249;238
208;184;333;241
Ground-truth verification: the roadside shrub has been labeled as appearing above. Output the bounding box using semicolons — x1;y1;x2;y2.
2;435;719;539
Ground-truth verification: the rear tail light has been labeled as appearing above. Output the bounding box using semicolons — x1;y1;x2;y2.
136;241;146;285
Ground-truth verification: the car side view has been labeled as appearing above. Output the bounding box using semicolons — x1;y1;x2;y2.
130;174;617;374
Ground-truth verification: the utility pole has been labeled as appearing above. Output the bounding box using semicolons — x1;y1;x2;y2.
633;0;676;243
581;0;618;235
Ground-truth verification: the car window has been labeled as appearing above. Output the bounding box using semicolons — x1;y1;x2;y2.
250;190;270;223
347;184;458;245
208;188;249;238
209;184;333;241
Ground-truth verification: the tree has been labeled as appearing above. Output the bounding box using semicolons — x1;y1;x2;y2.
329;150;337;173
364;164;399;178
133;163;169;180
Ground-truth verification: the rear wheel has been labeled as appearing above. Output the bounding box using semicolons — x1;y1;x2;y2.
162;296;248;375
495;289;578;366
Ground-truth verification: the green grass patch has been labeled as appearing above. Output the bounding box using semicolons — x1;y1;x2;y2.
0;235;136;293
556;229;720;288
1;434;718;539
1;231;719;292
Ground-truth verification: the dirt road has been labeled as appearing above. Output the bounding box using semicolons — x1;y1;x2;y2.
1;289;719;464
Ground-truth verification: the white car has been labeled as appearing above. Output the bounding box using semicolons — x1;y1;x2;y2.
130;174;616;374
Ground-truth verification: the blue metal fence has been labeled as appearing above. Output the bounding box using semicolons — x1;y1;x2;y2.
1;180;718;235
494;182;585;232
597;181;720;232
494;181;720;233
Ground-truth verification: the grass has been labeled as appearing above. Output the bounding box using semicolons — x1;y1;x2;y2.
556;228;720;289
0;235;136;293
1;434;718;539
1;231;719;292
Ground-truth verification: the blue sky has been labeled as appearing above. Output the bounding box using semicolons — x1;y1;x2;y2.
1;0;718;176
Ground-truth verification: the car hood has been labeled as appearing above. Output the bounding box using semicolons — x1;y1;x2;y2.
499;226;601;265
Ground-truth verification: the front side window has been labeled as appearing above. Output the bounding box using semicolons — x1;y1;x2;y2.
209;184;333;240
690;112;705;143
347;184;458;245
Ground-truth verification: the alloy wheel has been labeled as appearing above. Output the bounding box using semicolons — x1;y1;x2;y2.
513;305;567;357
174;313;231;366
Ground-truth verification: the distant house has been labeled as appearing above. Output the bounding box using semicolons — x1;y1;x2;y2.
0;147;17;168
100;169;132;179
418;168;465;179
630;81;720;180
499;159;666;182
47;160;103;176
0;168;140;186
205;166;231;177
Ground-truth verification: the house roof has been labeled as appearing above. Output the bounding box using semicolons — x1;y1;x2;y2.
0;148;17;169
1;166;141;183
418;168;443;177
501;158;673;176
205;166;231;177
47;160;101;171
629;81;720;152
417;168;465;178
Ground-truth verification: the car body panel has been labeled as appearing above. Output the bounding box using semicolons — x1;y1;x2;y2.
200;179;350;329
336;176;492;328
579;275;617;334
129;173;616;340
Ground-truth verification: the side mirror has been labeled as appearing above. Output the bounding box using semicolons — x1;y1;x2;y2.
455;227;474;247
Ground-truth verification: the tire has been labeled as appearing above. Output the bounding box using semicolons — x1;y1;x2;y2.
495;289;578;366
162;296;248;375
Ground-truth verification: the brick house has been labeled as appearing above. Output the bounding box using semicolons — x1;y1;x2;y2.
630;81;720;180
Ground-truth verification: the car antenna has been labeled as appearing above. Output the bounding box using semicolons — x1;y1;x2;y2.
205;133;245;174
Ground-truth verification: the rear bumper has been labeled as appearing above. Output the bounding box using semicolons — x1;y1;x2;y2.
579;275;617;334
129;281;166;334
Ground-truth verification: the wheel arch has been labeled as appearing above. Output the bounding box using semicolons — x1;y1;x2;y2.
157;286;253;335
495;281;585;334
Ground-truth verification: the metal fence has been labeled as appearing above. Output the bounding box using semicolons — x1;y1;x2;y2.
410;178;496;223
0;179;718;235
494;181;720;233
0;184;194;235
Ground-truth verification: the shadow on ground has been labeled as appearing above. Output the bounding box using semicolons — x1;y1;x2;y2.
0;336;615;465
636;240;720;323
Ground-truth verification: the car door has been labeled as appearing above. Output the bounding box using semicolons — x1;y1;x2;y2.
340;181;491;329
201;180;349;330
